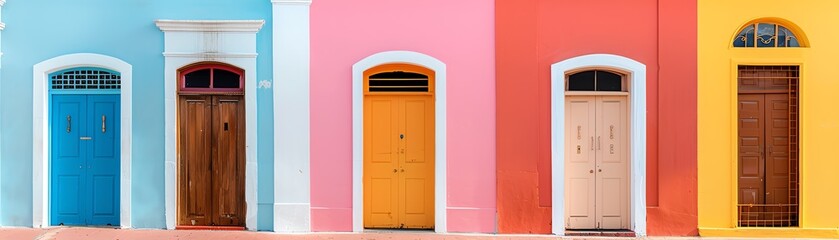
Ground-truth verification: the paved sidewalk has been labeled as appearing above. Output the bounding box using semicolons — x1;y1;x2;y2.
0;227;814;240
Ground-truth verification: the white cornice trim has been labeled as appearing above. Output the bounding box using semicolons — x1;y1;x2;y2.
0;0;6;7
271;0;311;5
155;20;265;33
0;22;5;31
162;52;258;59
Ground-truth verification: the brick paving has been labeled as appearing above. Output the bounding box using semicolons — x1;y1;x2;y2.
0;227;815;240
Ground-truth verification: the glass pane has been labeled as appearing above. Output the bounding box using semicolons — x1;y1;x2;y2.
734;25;755;47
778;26;800;47
213;69;241;88
756;23;776;47
568;71;595;91
595;71;623;91
184;69;211;88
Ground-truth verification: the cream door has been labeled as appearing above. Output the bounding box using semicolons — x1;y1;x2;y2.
565;96;597;229
566;95;629;230
595;96;629;229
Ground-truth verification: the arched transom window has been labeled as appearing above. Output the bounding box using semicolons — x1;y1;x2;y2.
566;70;626;92
178;63;244;94
734;22;800;48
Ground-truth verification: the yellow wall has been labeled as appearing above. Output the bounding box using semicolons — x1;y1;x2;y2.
699;0;839;237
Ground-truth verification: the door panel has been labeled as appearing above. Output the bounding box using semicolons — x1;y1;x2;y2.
738;94;765;207
212;96;245;226
52;95;86;225
565;95;629;230
178;96;213;226
400;96;434;228
365;96;399;228
596;96;628;229
87;95;120;225
51;94;120;226
764;94;790;220
565;96;596;229
364;95;434;229
178;95;245;227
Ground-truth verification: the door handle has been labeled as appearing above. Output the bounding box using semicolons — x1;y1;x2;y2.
66;115;72;133
102;115;106;133
80;137;92;140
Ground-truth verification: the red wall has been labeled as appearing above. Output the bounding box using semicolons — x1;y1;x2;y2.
495;0;697;235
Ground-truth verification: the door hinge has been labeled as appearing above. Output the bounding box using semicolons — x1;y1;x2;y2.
597;222;600;229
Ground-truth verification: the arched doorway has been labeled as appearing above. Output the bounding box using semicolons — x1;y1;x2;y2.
363;63;435;229
49;67;122;226
563;69;630;230
176;62;246;229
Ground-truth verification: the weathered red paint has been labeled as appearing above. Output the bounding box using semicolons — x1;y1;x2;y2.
495;0;697;235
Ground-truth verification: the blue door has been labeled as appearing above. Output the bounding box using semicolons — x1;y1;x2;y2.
51;94;120;226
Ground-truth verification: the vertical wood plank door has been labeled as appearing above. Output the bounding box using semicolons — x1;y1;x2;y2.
51;94;120;226
212;96;246;226
364;95;434;229
565;95;629;230
178;95;245;227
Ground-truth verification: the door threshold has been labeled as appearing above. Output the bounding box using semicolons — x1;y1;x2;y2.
565;230;635;237
175;226;245;231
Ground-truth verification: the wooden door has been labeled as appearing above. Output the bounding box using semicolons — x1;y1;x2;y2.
565;96;597;229
178;95;245;227
364;95;434;229
211;96;245;226
51;94;120;226
565;95;628;230
738;93;791;219
595;96;628;229
764;94;790;216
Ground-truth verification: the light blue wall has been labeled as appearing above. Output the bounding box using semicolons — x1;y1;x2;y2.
1;0;274;230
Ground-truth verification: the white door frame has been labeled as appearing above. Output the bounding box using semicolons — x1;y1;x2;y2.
551;54;647;236
157;20;263;230
32;53;133;228
352;51;447;233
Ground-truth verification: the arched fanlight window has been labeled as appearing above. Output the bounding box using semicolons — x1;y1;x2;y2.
734;22;800;47
364;64;434;93
50;68;121;90
566;70;626;92
178;63;244;94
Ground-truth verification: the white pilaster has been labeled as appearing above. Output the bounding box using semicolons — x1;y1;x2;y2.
272;0;312;233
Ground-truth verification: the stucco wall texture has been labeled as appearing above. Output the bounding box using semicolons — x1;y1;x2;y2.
495;0;697;235
310;0;496;233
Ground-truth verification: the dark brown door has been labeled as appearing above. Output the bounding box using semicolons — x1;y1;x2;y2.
737;93;791;221
178;95;245;227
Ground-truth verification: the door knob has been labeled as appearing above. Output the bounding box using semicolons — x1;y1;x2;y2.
400;134;404;139
598;169;602;172
590;170;594;173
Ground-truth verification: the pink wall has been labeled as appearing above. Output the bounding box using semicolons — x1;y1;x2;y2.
310;0;496;233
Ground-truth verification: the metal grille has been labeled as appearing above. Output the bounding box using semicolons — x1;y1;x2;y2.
737;66;799;227
368;71;429;92
51;69;121;90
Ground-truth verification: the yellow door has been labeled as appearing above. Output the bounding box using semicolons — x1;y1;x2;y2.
566;95;629;230
364;95;435;229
